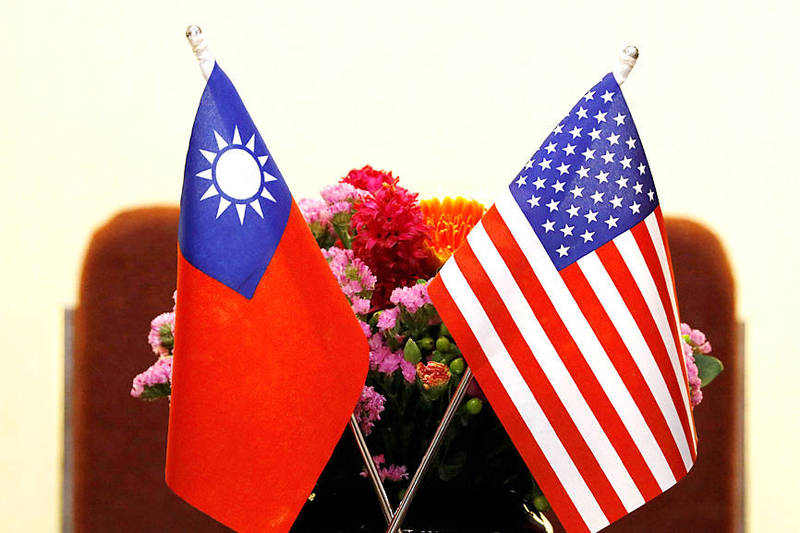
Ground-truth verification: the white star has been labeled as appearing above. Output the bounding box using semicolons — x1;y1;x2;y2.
613;112;626;126
594;110;607;123
570;184;584;198
538;158;552;170
605;215;619;228
552;180;565;192
595;170;609;183
582;148;596;160
563;143;576;155
566;204;580;217
601;150;616;164
515;175;527;187
638;163;647;175
588;128;602;141
580;229;595;243
584;209;598;223
620;156;632;169
560;224;575;237
576;106;588;119
629;201;641;214
601;90;615;103
610;195;623;208
553;124;564;135
626;136;637;150
607;133;620;146
576;166;590;179
648;189;655;201
542;219;555;232
523;159;534;170
569;126;582;138
546;199;560;212
544;142;557;154
615;176;629;188
590;190;605;204
584;90;595;101
526;194;541;208
556;162;571;175
533;176;547;190
633;181;643;194
556;244;570;257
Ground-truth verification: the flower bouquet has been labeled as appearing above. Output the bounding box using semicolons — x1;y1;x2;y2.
132;165;723;532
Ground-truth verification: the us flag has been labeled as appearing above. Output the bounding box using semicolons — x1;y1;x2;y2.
428;72;697;532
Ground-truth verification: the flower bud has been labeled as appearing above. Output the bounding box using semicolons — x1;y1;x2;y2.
533;494;550;512
403;338;422;364
449;357;465;375
435;336;451;353
465;397;483;415
439;322;451;338
417;337;435;351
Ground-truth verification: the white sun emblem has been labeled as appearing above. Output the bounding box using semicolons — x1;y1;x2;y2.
195;126;278;224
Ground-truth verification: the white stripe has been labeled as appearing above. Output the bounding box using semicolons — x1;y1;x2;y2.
615;231;696;462
644;213;698;446
468;223;645;510
439;260;609;532
578;249;692;473
495;189;676;490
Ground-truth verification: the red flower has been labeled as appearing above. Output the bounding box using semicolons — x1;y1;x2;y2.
342;165;397;194
350;174;436;307
416;361;451;390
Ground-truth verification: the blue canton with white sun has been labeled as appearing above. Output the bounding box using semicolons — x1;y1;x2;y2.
509;73;658;271
179;63;292;299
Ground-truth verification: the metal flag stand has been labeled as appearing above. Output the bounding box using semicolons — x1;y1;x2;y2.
185;29;638;532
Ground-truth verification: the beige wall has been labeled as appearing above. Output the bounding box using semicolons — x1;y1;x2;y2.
2;0;798;530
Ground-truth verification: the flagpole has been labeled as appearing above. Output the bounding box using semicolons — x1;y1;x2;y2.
385;45;640;533
183;24;396;525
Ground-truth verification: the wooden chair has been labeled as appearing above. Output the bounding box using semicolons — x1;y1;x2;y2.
71;208;742;532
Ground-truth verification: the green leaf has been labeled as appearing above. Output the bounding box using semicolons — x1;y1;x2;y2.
437;450;467;481
694;353;724;387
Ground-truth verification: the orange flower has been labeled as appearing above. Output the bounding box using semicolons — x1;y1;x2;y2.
420;197;486;265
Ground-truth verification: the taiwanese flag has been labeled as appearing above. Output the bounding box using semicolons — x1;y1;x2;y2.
166;63;369;532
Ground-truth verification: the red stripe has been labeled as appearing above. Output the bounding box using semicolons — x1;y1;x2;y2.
454;243;627;520
481;208;661;501
631;221;694;453
654;209;697;447
428;275;590;533
595;242;695;457
559;263;689;482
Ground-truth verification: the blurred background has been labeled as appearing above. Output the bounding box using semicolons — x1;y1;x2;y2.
1;0;798;531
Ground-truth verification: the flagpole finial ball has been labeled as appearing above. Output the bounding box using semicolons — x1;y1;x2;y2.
185;25;202;39
623;45;639;60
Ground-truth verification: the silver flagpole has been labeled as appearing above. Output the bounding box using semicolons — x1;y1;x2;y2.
184;24;396;525
385;45;640;533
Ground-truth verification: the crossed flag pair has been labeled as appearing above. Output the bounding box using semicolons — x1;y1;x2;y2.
167;30;696;533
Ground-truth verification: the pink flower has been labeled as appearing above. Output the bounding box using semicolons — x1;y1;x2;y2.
298;197;332;226
680;322;711;407
322;246;376;315
368;333;415;383
377;307;399;331
355;386;386;436
148;312;175;356
130;356;173;398
320;183;366;205
360;454;410;482
390;282;431;314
